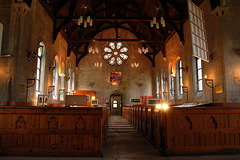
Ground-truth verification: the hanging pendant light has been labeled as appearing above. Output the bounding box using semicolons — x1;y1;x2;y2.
89;19;93;26
84;20;87;28
156;22;159;29
153;17;157;24
150;20;154;27
87;16;91;23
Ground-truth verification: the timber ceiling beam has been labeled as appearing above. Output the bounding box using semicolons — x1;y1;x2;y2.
76;42;90;66
158;0;185;44
69;39;164;43
56;0;70;11
168;0;182;14
57;16;180;22
53;0;78;42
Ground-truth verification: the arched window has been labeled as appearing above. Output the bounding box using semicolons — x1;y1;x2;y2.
0;23;3;55
72;72;75;91
156;72;160;98
60;62;65;101
53;57;59;100
67;68;71;95
169;64;174;99
161;69;166;100
178;60;183;95
36;42;46;95
196;58;203;91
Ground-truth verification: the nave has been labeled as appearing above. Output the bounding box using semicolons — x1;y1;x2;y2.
1;116;240;160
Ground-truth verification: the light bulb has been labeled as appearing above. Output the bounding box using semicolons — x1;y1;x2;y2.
161;17;164;24
84;20;87;28
156;22;159;29
138;48;142;54
89;19;93;26
77;18;81;25
150;20;154;27
80;16;83;23
153;17;156;24
87;16;91;23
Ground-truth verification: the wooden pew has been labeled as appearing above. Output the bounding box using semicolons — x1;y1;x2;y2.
122;103;240;155
0;106;109;157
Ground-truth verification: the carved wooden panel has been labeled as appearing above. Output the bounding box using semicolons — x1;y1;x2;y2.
48;116;59;129
0;107;109;156
207;116;217;129
181;116;192;130
123;105;240;155
16;116;26;129
75;117;86;130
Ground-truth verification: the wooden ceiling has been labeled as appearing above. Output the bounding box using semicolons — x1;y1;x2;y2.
39;0;205;67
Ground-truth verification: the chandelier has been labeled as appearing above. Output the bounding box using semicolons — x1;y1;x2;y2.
150;17;165;29
77;16;93;28
138;47;148;54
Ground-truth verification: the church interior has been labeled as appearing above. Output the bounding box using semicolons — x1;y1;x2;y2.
0;0;240;159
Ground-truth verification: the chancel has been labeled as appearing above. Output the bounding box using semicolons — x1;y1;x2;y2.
0;0;240;159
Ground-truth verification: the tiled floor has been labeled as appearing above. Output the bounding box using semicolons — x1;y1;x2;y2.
1;116;240;160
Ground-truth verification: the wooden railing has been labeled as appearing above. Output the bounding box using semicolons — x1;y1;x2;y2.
0;106;109;157
123;104;240;155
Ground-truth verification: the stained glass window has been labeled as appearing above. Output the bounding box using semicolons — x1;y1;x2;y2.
103;42;129;66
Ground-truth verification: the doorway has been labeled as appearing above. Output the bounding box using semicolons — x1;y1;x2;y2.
110;93;122;116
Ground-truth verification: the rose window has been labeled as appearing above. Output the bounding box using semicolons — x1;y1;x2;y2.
103;42;129;66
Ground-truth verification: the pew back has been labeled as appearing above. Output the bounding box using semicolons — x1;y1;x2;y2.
123;104;240;155
0;106;109;157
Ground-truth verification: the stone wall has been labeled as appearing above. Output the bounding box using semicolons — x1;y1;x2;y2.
0;0;76;104
0;0;239;106
76;28;153;106
153;0;228;104
220;0;240;102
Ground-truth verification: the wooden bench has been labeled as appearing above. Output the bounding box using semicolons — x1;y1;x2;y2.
0;106;109;157
123;103;240;155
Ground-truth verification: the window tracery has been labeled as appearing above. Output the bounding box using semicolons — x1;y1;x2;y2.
103;42;129;66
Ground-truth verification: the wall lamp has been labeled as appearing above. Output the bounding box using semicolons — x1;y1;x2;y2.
181;66;188;72
59;89;65;95
204;75;214;103
49;66;55;71
162;77;167;82
28;51;36;61
48;86;55;94
26;78;36;102
66;76;70;81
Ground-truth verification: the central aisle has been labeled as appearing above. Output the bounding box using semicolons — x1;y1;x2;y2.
103;116;163;159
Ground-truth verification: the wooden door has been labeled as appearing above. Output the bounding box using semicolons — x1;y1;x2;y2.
110;94;122;116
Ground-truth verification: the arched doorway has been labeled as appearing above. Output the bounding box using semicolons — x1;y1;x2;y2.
110;93;122;116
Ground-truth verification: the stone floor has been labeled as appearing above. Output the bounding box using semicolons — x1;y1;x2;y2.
1;116;240;160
